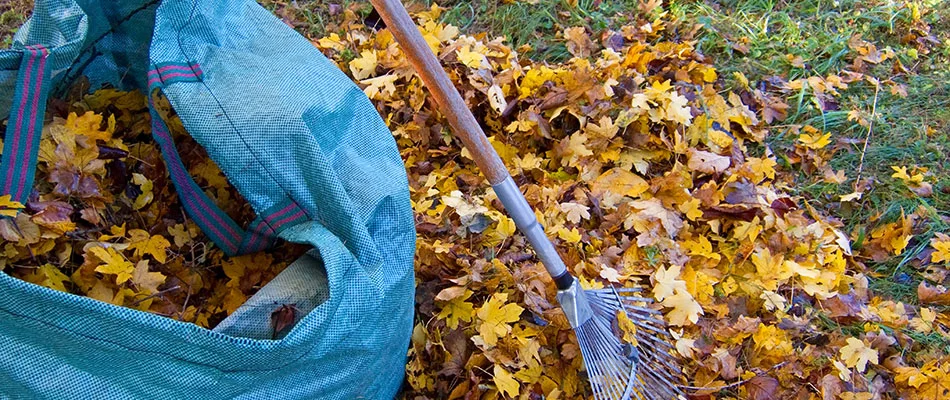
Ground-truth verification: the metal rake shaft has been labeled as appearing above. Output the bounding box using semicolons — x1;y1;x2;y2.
369;1;685;398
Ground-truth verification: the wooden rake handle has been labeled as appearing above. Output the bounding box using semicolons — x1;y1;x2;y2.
369;0;573;287
368;0;509;185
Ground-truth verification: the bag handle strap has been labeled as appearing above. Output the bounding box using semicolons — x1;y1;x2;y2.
0;51;306;256
147;88;309;256
0;45;52;204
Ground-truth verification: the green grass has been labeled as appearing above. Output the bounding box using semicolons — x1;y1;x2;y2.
0;0;30;47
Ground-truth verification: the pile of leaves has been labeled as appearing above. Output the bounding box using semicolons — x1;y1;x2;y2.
309;4;949;399
2;2;949;399
0;88;307;329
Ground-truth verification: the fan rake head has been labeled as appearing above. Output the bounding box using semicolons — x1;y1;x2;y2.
557;279;685;400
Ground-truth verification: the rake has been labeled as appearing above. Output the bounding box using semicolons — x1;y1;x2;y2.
369;1;685;398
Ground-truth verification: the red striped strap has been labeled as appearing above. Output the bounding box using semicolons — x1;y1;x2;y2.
147;82;309;255
0;45;52;205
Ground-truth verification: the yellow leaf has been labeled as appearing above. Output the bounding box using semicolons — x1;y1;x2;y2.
653;265;688;301
591;168;649;198
437;289;475;329
798;130;832;150
476;293;524;347
99;223;127;241
678;198;704;221
348;50;378;80
315;33;346;51
931;233;950;263
760;291;787;311
840;191;863;202
891;165;924;184
493;364;520;398
616;310;639;345
360;74;399;100
839;337;878;373
702;67;717;83
131;260;165;295
457;45;489;69
65;111;112;141
752;323;793;357
665;91;693;126
0;194;24;217
167;223;198;248
25;264;71;292
559;202;590;224
557;227;581;244
90;246;135;284
662;289;703;326
128;229;170;263
682;235;720;261
131;173;154;210
87;280;114;303
222;287;246;314
190;161;228;189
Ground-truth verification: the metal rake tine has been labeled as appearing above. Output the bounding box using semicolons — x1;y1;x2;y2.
639;367;679;400
578;328;611;400
590;319;630;399
614;287;645;293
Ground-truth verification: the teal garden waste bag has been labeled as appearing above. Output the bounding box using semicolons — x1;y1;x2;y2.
0;0;415;398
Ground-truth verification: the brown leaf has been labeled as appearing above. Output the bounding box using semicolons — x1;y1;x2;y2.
745;376;779;400
270;303;298;339
819;374;844;400
918;281;950;305
687;149;731;174
822;293;865;322
769;198;798;218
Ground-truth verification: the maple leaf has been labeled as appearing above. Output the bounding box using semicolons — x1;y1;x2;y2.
599;265;621;283
131;260;165;295
23;264;71;292
563;26;594;58
168;223;199;248
891;165;925;184
559;202;590;224
361;74;399;100
665;91;693;125
839;337;879;373
437;289;475;329
456;45;489;69
557;227;582;244
653;265;688;301
931;233;950;264
131;173;154;210
65;111;113;141
493;364;520;398
90;246;135;284
476;293;523;347
629;198;683;237
752;323;793;357
591;168;649;198
348;50;378;80
662;289;703;326
128;229;170;263
798;129;832;150
315;32;346;51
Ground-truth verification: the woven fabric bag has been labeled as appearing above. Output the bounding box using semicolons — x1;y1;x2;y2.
0;0;415;398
